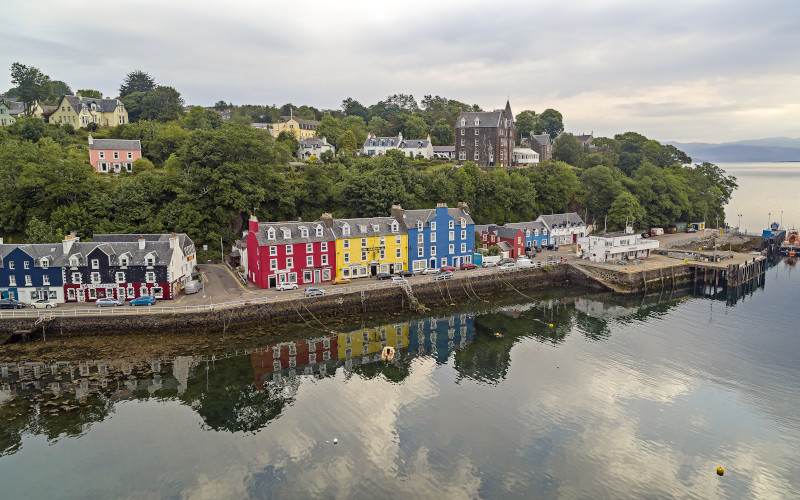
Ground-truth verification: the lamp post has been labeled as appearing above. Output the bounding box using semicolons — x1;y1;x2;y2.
737;214;742;235
768;212;771;228
781;211;784;229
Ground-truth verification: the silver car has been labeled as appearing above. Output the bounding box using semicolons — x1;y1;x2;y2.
29;298;58;309
96;297;124;307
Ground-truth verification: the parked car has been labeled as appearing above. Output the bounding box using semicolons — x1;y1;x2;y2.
498;258;515;265
96;297;123;307
184;280;201;294
130;295;156;306
376;273;393;280
641;232;651;238
30;298;58;309
482;261;497;268
685;227;697;233
0;298;25;309
440;265;457;272
433;270;453;280
332;276;351;285
391;276;408;285
276;282;298;291
421;267;440;275
515;258;534;268
398;270;415;277
460;262;478;270
304;286;326;297
498;263;516;272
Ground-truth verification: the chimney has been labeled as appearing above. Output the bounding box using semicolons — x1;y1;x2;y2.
249;214;259;233
457;202;469;213
390;205;404;223
436;203;448;208
169;233;177;249
62;233;79;254
138;235;146;250
320;213;333;228
87;134;93;146
398;132;403;140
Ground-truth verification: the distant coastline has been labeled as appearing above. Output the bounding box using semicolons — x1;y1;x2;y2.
664;137;800;163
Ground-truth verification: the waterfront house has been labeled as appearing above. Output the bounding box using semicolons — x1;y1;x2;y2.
326;215;408;280
537;213;586;246
246;216;336;289
454;101;516;167
477;225;526;258
362;133;402;156
88;135;142;173
392;203;475;271
582;232;659;263
0;243;65;303
297;137;335;160
49;95;128;128
398;135;434;159
505;220;550;250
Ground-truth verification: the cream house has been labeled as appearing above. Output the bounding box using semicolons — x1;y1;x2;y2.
48;95;128;128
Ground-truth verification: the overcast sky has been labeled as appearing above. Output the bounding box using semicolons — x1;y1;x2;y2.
3;0;799;143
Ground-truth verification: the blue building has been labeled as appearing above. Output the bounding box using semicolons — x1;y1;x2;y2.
0;244;65;303
392;203;475;272
504;220;550;250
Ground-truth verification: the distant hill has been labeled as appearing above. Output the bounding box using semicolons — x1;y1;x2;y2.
664;137;800;162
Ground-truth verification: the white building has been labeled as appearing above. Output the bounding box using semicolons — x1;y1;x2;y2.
297;137;335;160
537;213;587;246
399;135;434;159
362;132;402;156
582;232;659;263
513;147;539;167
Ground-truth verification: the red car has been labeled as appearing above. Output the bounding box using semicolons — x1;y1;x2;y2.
460;263;478;270
440;265;457;272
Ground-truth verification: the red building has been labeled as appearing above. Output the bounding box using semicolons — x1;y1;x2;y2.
246;216;336;289
479;225;525;258
88;135;142;174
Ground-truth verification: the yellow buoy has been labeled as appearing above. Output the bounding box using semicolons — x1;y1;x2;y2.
549;324;554;328
381;346;395;362
717;467;724;476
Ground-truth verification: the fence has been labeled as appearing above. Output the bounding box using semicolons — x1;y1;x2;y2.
0;263;560;320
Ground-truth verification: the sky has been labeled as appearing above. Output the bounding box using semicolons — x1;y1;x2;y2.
3;0;799;143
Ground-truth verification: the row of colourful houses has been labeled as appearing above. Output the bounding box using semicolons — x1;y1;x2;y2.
240;203;589;289
0;233;196;304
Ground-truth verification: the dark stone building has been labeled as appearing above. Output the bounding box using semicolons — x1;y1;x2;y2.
455;101;516;167
529;134;554;161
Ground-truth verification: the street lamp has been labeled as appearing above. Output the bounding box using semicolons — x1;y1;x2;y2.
737;214;742;234
781;211;784;229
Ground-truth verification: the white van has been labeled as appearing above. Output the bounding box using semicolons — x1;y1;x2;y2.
516;258;534;268
184;280;201;294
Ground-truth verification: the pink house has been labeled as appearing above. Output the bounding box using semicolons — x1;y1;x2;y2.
88;134;142;173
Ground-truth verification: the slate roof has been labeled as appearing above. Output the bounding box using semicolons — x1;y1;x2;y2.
253;221;335;246
485;225;522;240
362;134;402;148
399;139;430;149
8;101;25;115
531;134;551;145
433;146;455;152
329;217;405;239
397;207;474;229
537;213;585;229
93;233;195;255
278;116;319;127
505;220;548;234
456;110;503;128
63;95;124;115
89;138;141;151
497;241;513;251
299;138;332;147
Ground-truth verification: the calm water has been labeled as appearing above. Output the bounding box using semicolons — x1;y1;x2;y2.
720;161;800;232
2;162;800;499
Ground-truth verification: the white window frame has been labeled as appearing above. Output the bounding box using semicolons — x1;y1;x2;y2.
306;255;313;267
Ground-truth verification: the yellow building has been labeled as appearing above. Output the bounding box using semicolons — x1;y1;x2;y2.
337;322;410;360
327;216;408;279
48;95;128;128
271;116;319;140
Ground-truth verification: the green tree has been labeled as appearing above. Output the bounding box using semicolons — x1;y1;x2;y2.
579;165;623;218
402;115;428;139
607;191;645;231
429;118;454;146
340;130;358;152
341;115;367;147
119;70;156;97
77;89;103;99
530;161;579;214
516;110;537;142
9;62;51;115
25;215;63;243
184;106;223;130
139;86;184;122
132;157;155;174
341;98;370;121
554;133;584;165
367;116;393;137
535;108;564;137
315;114;343;148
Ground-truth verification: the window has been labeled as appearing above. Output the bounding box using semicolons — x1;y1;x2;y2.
127;152;133;159
89;288;96;299
396;248;402;258
379;249;385;259
391;222;399;233
430;232;436;243
300;227;308;238
43;275;50;285
361;251;367;261
417;233;423;244
321;242;328;251
321;254;328;265
282;228;291;239
474;151;480;160
127;286;135;297
91;259;99;269
460;129;465;136
449;220;454;229
430;222;436;231
460;118;466;127
379;236;385;246
306;255;313;267
270;258;277;270
286;257;293;269
361;238;367;248
25;275;32;286
91;272;101;284
8;276;15;286
430;246;436;256
306;243;313;253
474;118;480;126
461;243;467;252
115;272;125;283
449;244;455;254
113;151;119;159
343;239;350;249
145;272;155;283
417;246;424;257
460;138;465;146
304;270;312;282
99;151;105;159
475;138;479;147
449;231;454;241
72;272;81;284
269;246;277;256
343;252;350;264
459;150;466;160
461;230;466;240
316;225;323;237
146;257;154;267
417;221;423;230
342;224;350;236
23;261;31;270
267;228;276;240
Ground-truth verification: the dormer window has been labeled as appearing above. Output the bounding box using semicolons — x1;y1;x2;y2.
70;256;79;268
300;227;309;238
342;224;350;236
315;225;323;237
372;224;380;232
359;225;367;234
460;217;466;227
417;221;423;230
41;258;49;268
121;257;129;267
460;118;466;127
267;228;276;240
391;222;398;233
146;257;154;267
281;228;291;239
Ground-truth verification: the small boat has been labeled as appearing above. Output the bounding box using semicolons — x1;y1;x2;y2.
381;346;395;362
780;229;799;256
